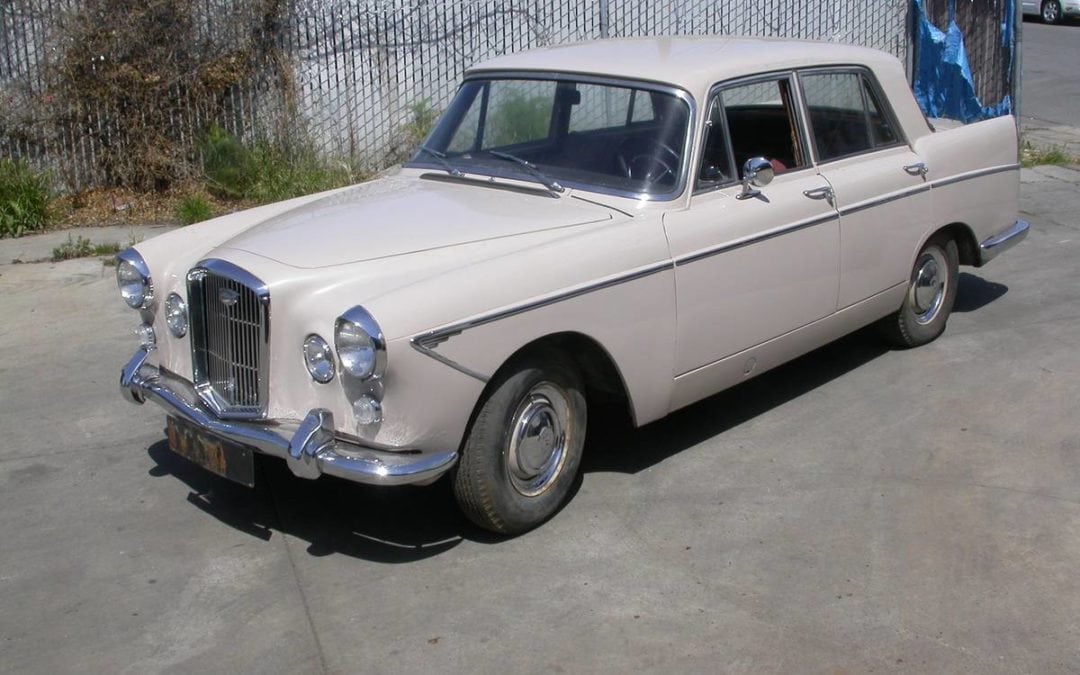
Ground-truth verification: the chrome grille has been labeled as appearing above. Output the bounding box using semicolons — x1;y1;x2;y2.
187;260;269;418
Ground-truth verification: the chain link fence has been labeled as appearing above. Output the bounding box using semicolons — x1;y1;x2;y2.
2;0;913;190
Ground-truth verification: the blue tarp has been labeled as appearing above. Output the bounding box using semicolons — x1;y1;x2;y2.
912;0;1014;122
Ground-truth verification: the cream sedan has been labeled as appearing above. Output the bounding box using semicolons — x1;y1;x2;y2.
118;37;1028;534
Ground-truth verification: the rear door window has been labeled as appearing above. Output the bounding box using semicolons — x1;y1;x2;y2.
800;70;901;162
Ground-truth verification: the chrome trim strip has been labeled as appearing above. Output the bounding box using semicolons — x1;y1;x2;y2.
979;219;1030;263
119;348;457;486
410;341;490;383
838;184;932;217
412;261;673;350
930;163;1020;189
674;212;838;267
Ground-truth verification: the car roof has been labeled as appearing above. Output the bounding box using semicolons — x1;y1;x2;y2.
468;35;902;95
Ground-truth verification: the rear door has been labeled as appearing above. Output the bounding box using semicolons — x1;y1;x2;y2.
797;68;932;309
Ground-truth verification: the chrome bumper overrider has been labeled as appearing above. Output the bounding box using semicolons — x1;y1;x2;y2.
980;219;1030;264
120;348;457;486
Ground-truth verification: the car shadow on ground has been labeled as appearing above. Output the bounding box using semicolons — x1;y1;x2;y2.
143;273;1007;563
953;272;1008;313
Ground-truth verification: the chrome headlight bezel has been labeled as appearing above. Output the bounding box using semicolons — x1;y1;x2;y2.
303;334;336;384
165;293;188;338
116;248;154;309
334;306;387;381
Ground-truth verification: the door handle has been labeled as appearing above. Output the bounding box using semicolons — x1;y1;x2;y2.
803;186;835;204
903;162;929;177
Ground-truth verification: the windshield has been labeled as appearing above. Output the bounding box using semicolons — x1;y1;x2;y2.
407;77;692;199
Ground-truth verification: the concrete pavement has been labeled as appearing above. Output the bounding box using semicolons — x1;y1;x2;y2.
1;162;1079;672
1020;19;1080;154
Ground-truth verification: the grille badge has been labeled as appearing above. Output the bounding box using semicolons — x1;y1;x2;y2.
219;287;240;307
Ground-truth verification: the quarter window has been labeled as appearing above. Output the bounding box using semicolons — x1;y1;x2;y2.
801;71;900;162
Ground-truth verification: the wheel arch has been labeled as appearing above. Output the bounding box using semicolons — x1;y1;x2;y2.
468;331;638;434
918;221;981;267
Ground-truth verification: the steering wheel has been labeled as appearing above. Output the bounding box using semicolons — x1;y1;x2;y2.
616;138;680;185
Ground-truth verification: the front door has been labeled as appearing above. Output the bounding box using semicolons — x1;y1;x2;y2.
665;74;840;381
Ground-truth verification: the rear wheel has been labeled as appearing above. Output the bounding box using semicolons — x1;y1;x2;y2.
453;351;586;534
1042;0;1062;23
880;233;959;348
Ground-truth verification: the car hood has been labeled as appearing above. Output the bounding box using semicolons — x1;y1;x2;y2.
219;174;615;269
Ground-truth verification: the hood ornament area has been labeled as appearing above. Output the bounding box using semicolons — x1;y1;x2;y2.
218;287;241;308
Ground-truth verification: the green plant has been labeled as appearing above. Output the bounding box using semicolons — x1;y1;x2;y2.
404;100;439;148
200;125;357;203
50;0;293;191
0;159;51;238
243;142;355;203
51;234;122;261
1020;140;1077;168
382;99;442;166
176;195;214;224
201;124;255;198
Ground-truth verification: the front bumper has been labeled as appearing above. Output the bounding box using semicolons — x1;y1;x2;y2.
120;348;457;486
979;219;1030;264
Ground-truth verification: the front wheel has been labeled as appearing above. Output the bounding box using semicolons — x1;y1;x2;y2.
1042;0;1062;23
453;352;586;534
879;233;959;348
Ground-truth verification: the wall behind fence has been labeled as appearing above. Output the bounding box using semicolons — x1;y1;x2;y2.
2;0;910;191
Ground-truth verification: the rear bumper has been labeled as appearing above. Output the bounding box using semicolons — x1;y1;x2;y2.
980;219;1030;264
120;347;457;486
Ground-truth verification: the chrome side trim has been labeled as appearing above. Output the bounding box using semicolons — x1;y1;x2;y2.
979;219;1030;263
930;163;1020;189
410;341;490;383
119;347;457;486
411;261;673;351
674;212;838;267
838;183;931;217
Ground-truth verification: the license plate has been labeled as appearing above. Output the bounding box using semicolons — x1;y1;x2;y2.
166;417;255;487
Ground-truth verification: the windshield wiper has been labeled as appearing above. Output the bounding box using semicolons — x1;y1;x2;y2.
486;150;564;195
416;145;462;177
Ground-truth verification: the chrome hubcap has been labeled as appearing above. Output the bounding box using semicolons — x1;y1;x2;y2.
909;248;947;325
506;383;571;497
1044;1;1059;20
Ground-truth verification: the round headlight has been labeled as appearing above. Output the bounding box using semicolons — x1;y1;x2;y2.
335;306;386;380
165;293;188;338
303;334;335;383
116;250;153;309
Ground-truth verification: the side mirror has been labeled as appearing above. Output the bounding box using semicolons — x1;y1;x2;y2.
737;156;774;200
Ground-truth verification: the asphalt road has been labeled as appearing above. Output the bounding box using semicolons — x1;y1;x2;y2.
1020;18;1080;127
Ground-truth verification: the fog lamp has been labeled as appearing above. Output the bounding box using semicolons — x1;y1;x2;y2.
353;395;383;427
135;323;156;349
303;334;335;383
165;293;188;338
